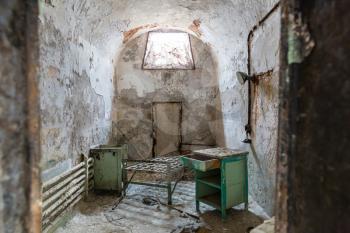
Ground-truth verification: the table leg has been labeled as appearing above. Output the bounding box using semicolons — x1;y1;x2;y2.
221;208;227;219
244;157;249;210
167;181;172;205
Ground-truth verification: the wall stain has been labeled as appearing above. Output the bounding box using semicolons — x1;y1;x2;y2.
189;19;202;37
114;33;219;159
123;24;158;43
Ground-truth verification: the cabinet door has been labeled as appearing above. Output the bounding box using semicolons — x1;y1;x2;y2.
94;151;120;191
224;160;245;208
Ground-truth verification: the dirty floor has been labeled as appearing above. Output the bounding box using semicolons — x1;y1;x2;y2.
55;182;267;233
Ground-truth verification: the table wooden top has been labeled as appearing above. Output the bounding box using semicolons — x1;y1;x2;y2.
193;147;248;159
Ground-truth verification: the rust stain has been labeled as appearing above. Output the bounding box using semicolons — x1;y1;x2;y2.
189;19;202;37
261;78;274;101
251;69;275;138
254;70;274;101
123;24;158;43
251;82;259;139
253;69;273;84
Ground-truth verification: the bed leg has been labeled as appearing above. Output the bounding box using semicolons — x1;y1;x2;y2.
167;181;172;205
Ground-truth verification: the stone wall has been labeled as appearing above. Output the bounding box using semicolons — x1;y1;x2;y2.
39;1;114;172
38;0;280;215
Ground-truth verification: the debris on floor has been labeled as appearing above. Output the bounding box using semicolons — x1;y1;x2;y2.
250;217;275;233
55;182;266;233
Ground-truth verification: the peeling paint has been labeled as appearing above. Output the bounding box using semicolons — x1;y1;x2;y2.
123;24;158;44
288;13;315;64
189;19;202;37
113;34;220;159
37;0;280;216
39;4;113;171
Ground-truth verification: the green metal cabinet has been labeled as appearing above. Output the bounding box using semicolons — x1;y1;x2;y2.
90;145;128;194
181;148;248;219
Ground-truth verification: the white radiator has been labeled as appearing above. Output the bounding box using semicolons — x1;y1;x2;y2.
41;157;94;233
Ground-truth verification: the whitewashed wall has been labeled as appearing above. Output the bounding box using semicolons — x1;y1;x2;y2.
39;0;279;215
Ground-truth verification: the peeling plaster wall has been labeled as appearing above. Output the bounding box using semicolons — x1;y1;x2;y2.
249;7;281;215
113;34;222;159
106;0;280;215
38;0;280;215
39;0;114;172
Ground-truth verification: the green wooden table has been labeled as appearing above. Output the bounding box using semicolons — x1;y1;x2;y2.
181;148;248;219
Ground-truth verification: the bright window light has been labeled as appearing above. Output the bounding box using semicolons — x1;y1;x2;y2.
143;32;195;70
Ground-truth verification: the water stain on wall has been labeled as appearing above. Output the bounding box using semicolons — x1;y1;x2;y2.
113;33;221;159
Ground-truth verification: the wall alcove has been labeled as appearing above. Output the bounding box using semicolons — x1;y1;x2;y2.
112;31;223;159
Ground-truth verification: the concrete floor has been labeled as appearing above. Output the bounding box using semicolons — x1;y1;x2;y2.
55;181;268;233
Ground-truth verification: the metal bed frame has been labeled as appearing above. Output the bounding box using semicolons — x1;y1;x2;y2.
122;154;184;205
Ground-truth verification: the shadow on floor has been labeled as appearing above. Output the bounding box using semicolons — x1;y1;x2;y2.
200;209;262;233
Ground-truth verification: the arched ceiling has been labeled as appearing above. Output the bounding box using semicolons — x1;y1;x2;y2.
38;0;280;215
44;0;277;67
86;0;275;60
39;0;278;119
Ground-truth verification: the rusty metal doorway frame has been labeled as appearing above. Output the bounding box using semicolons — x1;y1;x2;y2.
276;0;310;232
26;1;41;232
